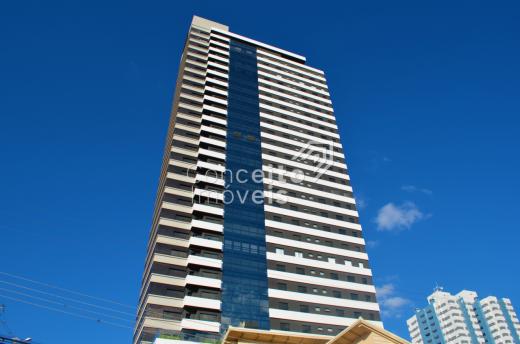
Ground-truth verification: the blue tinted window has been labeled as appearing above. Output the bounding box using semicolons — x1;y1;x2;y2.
220;40;270;332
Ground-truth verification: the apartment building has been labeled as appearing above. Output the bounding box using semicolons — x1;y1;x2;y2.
407;289;520;344
134;16;381;344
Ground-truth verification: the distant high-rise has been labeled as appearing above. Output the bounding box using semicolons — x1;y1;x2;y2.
134;16;381;344
407;289;520;344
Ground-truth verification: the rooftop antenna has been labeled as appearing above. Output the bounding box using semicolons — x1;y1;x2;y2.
434;283;444;292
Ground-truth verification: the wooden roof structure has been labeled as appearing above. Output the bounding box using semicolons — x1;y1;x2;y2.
222;320;410;344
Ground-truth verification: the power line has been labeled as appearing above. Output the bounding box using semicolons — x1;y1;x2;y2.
0;280;135;317
0;294;133;330
0;272;134;310
0;287;133;324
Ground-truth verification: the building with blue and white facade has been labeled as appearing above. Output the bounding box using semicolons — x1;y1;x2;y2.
407;289;520;344
133;16;382;344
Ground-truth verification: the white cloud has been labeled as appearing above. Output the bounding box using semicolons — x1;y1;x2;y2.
366;240;379;249
376;284;395;298
375;202;425;231
401;185;433;195
376;283;412;318
356;197;367;210
384;296;411;308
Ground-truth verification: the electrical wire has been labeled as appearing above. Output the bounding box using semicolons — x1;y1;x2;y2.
0;287;133;324
0;281;134;317
0;272;134;310
0;294;133;330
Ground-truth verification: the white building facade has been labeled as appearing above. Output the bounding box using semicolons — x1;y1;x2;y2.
407;289;520;344
134;16;381;344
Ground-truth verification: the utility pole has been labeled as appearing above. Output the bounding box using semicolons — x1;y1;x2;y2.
0;305;31;344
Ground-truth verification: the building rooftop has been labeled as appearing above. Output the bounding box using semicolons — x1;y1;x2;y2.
222;320;410;344
190;15;307;63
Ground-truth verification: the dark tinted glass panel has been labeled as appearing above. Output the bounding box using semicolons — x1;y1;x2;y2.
221;39;270;332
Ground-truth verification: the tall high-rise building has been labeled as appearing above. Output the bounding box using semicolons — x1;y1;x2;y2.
407;289;520;344
134;16;382;344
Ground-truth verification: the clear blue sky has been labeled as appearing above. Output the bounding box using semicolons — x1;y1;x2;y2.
1;1;519;343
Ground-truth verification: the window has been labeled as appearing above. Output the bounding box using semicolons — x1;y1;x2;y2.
328;257;336;264
163;310;179;320
336;309;345;316
296;267;305;275
278;302;289;310
200;312;218;321
300;305;309;313
166;288;184;298
302;325;311;333
277;283;287;290
275;248;284;255
354;311;362;318
330;273;339;280
295;251;303;258
276;264;286;272
347;276;355;282
298;286;307;293
280;323;290;331
333;291;341;298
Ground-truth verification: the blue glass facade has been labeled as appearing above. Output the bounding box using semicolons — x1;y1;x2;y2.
220;39;270;332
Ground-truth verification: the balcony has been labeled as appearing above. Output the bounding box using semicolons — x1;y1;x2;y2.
185;274;221;289
158;217;191;231
181;318;220;333
191;219;223;233
187;255;222;269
